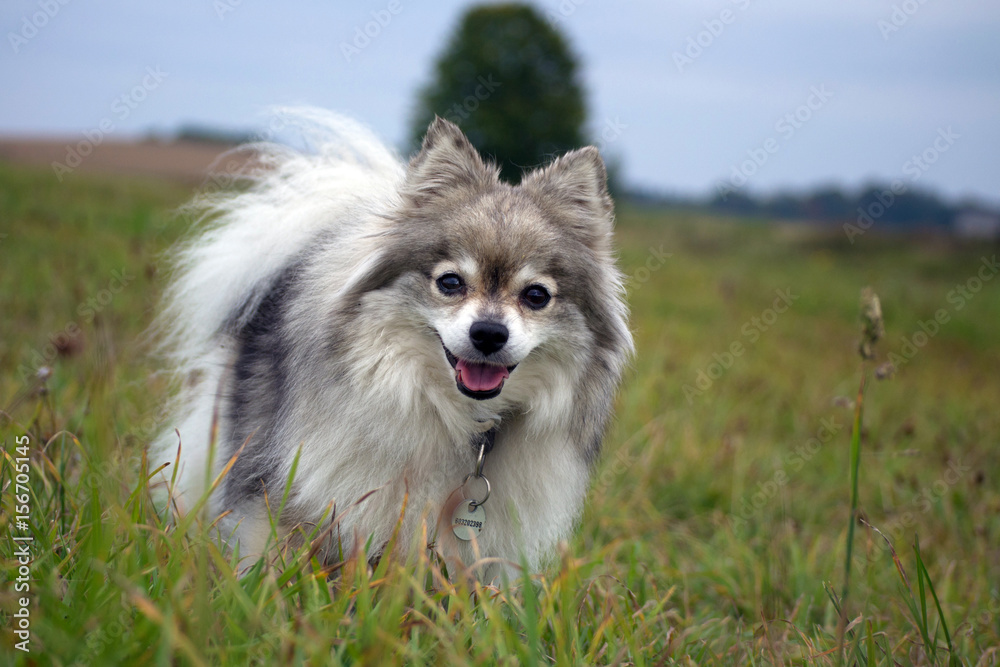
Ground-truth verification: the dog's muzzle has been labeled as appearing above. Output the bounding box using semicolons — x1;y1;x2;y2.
442;342;517;401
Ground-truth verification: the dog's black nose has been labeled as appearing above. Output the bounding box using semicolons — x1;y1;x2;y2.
469;321;508;355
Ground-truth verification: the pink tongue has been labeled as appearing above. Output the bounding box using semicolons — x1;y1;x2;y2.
455;360;509;392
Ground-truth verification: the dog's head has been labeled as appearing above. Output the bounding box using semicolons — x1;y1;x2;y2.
346;118;625;403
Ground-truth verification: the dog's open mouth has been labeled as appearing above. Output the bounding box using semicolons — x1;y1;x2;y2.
443;346;516;400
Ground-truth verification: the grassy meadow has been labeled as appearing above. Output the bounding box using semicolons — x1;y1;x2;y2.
1;162;998;665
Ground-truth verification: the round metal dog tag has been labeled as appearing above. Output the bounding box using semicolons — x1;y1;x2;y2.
451;500;486;541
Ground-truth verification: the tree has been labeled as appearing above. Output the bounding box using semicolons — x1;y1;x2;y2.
409;3;587;183
803;187;851;221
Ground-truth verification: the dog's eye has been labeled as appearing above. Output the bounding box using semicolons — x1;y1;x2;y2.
436;273;465;295
521;285;551;309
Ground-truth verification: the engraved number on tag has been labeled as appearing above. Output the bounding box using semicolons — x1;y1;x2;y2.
451;500;486;541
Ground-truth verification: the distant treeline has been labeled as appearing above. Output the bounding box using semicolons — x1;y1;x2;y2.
173;124;257;146
172;122;996;232
627;184;998;229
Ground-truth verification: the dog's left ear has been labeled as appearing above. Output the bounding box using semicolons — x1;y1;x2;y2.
403;117;498;207
521;147;614;252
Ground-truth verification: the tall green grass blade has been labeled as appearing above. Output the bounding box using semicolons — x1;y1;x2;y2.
908;534;938;662
843;372;866;600
838;370;866;665
866;619;876;667
915;538;957;665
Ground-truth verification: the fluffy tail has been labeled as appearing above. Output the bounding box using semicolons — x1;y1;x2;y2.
151;108;406;508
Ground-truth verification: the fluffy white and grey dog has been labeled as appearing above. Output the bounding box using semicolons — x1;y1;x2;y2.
152;109;632;579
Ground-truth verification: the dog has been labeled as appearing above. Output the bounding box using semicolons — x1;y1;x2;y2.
152;108;632;580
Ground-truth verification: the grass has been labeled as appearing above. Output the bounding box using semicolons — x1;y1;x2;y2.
1;162;999;664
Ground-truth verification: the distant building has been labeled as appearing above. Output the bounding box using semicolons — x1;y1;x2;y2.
954;210;1000;240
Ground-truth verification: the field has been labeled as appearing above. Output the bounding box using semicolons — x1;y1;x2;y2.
1;160;998;665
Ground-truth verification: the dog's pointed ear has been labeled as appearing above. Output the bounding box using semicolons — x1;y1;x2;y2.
404;117;497;206
521;147;614;251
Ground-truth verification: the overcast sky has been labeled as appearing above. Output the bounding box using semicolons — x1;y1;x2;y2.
3;0;998;204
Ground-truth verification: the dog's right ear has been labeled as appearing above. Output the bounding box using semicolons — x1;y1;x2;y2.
403;117;498;206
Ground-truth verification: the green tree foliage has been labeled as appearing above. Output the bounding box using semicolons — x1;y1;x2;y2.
410;3;587;183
